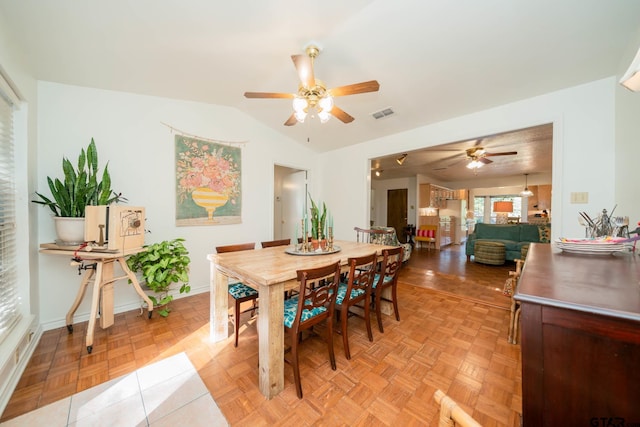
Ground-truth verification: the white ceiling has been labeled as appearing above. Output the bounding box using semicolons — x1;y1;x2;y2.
1;0;639;166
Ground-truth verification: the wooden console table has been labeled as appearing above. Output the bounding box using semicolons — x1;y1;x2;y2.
515;243;640;425
40;244;153;354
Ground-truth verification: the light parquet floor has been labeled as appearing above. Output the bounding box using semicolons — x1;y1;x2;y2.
1;244;522;426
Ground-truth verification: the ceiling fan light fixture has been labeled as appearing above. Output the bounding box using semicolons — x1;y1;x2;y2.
294;110;307;123
375;170;382;177
520;173;534;197
466;159;484;169
293;96;307;113
318;94;334;112
396;153;408;165
318;109;331;123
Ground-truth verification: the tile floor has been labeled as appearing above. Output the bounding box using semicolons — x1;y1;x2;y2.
0;353;228;427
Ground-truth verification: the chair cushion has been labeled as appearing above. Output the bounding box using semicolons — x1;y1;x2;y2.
335;282;366;305
283;296;328;328
373;273;393;289
228;282;258;299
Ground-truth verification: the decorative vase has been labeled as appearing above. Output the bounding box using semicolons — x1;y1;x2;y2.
191;187;229;220
53;216;86;245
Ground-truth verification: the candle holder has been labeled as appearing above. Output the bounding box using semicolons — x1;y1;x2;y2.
328;227;334;251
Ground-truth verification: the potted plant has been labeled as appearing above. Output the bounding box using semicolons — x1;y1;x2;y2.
126;238;191;317
309;194;328;249
32;138;125;243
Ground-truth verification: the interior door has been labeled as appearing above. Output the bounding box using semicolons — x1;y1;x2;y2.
387;189;408;243
275;166;306;240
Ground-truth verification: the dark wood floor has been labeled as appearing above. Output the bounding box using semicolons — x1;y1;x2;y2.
1;244;522;426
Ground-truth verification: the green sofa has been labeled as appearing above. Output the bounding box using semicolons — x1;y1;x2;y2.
466;223;550;262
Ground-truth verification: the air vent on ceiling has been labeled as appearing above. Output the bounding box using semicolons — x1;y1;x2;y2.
371;107;394;120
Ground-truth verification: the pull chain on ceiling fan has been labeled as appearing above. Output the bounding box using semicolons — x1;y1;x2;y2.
244;44;380;126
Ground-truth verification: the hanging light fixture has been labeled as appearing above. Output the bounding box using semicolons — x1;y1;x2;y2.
520;173;534;197
375;169;383;177
620;44;640;91
396;153;408;165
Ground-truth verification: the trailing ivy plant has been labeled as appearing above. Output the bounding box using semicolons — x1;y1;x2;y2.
126;238;191;317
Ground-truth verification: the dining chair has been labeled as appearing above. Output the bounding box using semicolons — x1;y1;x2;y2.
433;389;482;427
508;257;525;344
285;261;341;398
260;238;291;248
335;252;377;360
215;242;257;347
371;246;403;333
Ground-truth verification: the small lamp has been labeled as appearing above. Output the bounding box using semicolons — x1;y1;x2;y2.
493;201;513;224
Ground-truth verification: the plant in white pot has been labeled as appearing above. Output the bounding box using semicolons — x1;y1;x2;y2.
126;238;191;317
32;138;125;244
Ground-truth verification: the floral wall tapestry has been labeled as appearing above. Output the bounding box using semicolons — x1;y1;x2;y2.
175;135;242;226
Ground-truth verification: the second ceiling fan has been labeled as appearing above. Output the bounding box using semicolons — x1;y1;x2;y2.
244;44;380;126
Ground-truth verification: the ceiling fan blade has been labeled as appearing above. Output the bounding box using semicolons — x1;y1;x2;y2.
479;157;493;164
330;80;380;97
244;92;295;99
291;54;315;89
330;105;355;123
284;113;297;126
485;151;518;157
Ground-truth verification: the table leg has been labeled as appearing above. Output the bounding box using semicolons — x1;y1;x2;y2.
118;257;153;317
257;281;284;399
210;263;229;342
99;262;115;329
85;261;104;354
66;268;95;333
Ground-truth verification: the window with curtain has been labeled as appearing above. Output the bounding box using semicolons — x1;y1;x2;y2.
0;84;18;345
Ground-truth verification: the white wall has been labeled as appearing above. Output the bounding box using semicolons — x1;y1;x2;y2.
371;177;417;227
36;82;317;329
320;77;620;241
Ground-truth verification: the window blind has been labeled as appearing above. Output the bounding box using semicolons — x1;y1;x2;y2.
0;84;18;345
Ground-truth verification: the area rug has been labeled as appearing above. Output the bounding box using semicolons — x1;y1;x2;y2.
399;266;511;310
0;352;229;427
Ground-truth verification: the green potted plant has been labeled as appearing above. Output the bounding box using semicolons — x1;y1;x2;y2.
32;138;125;243
126;238;191;317
308;194;327;249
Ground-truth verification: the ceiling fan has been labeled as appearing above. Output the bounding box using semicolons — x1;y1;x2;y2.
244;44;380;126
465;146;518;169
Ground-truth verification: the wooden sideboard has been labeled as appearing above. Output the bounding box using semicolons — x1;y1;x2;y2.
515;243;640;426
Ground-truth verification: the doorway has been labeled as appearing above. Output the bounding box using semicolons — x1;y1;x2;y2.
274;165;307;240
387;189;408;243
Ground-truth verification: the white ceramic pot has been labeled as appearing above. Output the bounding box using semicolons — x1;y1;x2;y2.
53;217;85;245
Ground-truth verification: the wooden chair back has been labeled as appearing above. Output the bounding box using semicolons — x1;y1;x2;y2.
344;253;377;301
260;238;291;248
215;242;255;253
292;261;341;331
354;226;392;243
378;246;404;284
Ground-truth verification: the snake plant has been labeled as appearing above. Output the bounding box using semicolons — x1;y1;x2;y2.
33;138;125;217
309;194;327;240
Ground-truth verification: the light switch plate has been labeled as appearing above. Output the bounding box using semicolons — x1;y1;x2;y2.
570;192;588;204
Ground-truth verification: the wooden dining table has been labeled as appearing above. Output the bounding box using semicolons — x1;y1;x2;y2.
207;239;396;399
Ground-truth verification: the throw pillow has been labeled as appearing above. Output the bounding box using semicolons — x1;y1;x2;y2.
538;225;551;243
